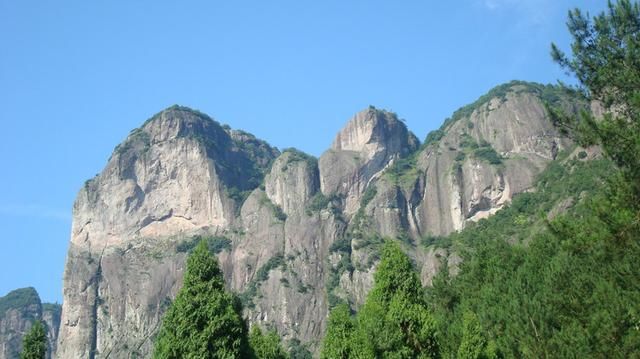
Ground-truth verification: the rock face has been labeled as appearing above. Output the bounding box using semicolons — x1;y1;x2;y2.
0;287;61;359
413;86;571;237
57;106;279;358
57;82;578;358
319;108;419;215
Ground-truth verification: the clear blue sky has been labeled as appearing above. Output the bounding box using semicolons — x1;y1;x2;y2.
0;0;607;303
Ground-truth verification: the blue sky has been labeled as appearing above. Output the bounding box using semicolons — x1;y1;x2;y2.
0;0;607;303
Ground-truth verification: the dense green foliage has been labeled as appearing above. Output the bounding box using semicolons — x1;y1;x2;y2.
156;243;295;358
456;311;493;359
249;326;289;359
457;133;503;165
320;303;354;359
305;193;330;214
20;321;46;359
176;235;232;254
154;241;250;358
424;2;640;357
322;242;439;358
287;339;313;359
423;129;445;148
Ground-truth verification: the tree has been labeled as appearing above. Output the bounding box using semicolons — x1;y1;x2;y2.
550;0;640;189
20;320;47;359
457;311;494;359
357;241;439;358
320;303;354;359
249;326;288;359
153;241;250;358
287;339;312;359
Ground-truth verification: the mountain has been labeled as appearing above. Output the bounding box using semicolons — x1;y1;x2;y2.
54;81;582;358
0;288;61;359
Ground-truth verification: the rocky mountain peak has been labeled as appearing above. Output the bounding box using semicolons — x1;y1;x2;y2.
332;107;419;157
319;107;419;214
140;105;221;143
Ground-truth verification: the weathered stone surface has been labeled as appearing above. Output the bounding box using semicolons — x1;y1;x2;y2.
413;89;571;237
319;108;419;215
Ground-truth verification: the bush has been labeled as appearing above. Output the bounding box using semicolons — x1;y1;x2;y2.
306;193;330;214
176;235;232;254
424;129;445;147
473;146;502;165
289;338;313;359
329;238;352;254
256;255;285;282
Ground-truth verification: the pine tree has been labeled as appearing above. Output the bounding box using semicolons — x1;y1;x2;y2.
551;0;640;188
249;326;288;359
457;311;486;359
20;320;47;359
320;303;354;359
153;241;250;358
356;241;439;358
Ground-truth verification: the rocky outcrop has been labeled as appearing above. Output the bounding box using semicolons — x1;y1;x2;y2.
57;106;280;358
319;108;419;215
56;82;580;358
0;287;61;359
412;85;571;237
339;82;574;300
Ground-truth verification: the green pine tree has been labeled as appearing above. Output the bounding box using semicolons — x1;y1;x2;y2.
249;326;289;359
357;241;439;358
457;311;486;359
551;0;640;188
20;320;47;359
320;303;354;359
153;241;250;358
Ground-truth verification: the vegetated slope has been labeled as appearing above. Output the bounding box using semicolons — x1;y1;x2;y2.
426;148;640;357
55;81;583;358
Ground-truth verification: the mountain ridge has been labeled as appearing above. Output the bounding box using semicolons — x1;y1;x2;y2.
0;80;586;358
55;80;582;358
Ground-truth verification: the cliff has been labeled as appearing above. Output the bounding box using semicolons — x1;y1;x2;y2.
56;81;580;358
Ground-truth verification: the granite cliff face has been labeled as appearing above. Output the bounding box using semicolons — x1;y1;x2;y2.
56;82;577;358
0;288;61;359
